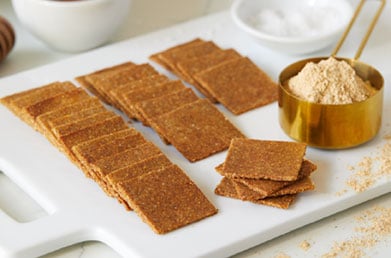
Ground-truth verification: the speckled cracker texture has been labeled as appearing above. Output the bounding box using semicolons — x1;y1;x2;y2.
221;138;307;181
153;99;245;162
117;164;217;234
194;57;278;115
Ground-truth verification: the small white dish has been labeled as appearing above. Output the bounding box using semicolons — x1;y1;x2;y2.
12;0;132;53
231;0;353;55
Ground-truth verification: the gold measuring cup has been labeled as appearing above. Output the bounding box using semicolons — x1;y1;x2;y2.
278;0;385;149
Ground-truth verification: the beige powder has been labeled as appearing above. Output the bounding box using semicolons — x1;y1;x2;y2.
321;205;391;257
288;57;374;104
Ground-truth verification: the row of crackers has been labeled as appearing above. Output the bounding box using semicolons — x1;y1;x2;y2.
0;82;217;234
76;60;246;162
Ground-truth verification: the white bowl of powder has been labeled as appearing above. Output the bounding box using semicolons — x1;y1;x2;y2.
231;0;353;55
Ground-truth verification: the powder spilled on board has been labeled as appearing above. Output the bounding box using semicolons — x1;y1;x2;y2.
288;57;374;104
344;134;391;193
321;205;391;258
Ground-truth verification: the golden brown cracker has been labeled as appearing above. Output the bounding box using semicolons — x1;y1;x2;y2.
110;74;170;109
116;164;217;234
47;106;107;129
152;99;245;162
215;177;297;209
85;63;158;104
51;111;117;139
106;154;172;189
58;116;128;152
119;80;186;120
270;177;315;197
235;160;317;196
134;88;199;126
194;57;278;115
76;62;135;99
89;142;162;178
25;88;90;121
36;98;102;134
221;138;306;181
176;48;242;102
73;132;146;166
254;195;297;209
149;38;205;70
157;41;220;78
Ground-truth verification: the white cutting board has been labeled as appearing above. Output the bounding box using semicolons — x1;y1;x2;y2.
0;8;390;258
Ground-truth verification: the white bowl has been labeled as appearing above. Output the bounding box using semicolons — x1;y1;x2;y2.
231;0;353;55
12;0;132;53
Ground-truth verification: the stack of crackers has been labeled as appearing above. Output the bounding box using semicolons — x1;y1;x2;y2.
215;138;316;209
76;62;245;162
0;82;217;234
150;38;278;115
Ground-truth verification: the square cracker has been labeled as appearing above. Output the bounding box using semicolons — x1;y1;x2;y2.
194;57;278;115
119;80;186;120
157;41;220;79
149;38;205;70
85;63;158;105
110;74;169;109
214;177;297;209
221;138;307;181
116;164;217;234
176;48;242;102
234;159;317;196
76;62;135;99
1;81;77;126
152;99;245;162
106;153;172;200
25;88;89;118
134;88;199;126
106;154;172;190
57;116;128;155
73;132;146;167
36;98;102;135
89;142;162;179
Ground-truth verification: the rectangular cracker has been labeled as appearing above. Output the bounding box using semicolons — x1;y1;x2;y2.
85;63;158;104
116;164;217;234
214;177;297;209
194;57;278;115
106;154;172;190
152;99;245;162
47;106;108;129
220;138;307;181
177;48;242;102
76;62;135;99
149;38;205;70
119;80;187;120
89;142;162;179
51;111;117;140
109;74;170;109
73;132;146;167
58;116;128;154
36;98;102;134
1;81;77;126
106;153;172;199
135;88;199;126
234;160;317;196
157;41;220;78
25;88;90;128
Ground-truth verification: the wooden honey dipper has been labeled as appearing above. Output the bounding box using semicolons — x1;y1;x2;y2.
0;16;16;63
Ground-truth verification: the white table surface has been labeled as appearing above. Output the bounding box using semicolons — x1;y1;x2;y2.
1;1;390;257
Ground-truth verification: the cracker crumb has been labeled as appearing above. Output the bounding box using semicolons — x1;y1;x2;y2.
274;252;291;258
322;205;391;257
299;240;311;251
339;134;391;194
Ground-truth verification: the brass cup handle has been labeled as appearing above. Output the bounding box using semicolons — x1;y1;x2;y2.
331;0;386;60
